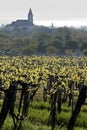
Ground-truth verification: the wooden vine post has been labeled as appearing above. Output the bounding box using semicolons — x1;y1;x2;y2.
0;81;18;128
67;85;87;130
50;91;57;130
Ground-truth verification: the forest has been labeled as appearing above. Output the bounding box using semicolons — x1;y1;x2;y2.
0;26;87;56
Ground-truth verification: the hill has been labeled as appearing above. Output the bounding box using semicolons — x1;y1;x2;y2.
0;25;87;56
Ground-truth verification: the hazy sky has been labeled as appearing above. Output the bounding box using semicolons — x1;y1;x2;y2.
0;0;87;26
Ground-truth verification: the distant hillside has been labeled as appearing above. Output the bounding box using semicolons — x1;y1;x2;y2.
0;26;87;56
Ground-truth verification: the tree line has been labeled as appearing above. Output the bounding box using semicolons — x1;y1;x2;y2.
0;26;87;56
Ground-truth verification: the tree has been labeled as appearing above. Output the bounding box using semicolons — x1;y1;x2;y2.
51;39;64;49
80;40;87;51
66;40;79;51
65;49;73;56
45;46;59;55
23;43;38;55
83;49;87;56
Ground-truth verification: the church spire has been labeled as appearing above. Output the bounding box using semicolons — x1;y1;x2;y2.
29;8;33;16
28;8;33;24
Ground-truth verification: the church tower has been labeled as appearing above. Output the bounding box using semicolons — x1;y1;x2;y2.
28;8;33;24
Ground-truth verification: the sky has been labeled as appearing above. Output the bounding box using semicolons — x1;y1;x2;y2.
0;0;87;27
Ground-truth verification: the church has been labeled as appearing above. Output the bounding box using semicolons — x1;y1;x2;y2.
6;8;34;30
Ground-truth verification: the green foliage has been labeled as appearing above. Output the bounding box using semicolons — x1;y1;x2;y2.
0;56;87;130
65;49;73;56
0;26;87;55
82;49;87;56
51;39;64;49
46;45;59;55
66;40;79;51
23;43;38;55
80;40;87;51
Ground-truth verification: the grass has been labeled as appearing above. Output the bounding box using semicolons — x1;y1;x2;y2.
75;113;87;128
0;100;87;130
1;116;14;130
28;108;50;124
30;100;50;110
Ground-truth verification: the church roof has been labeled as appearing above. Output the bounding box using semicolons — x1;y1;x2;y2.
11;20;33;27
